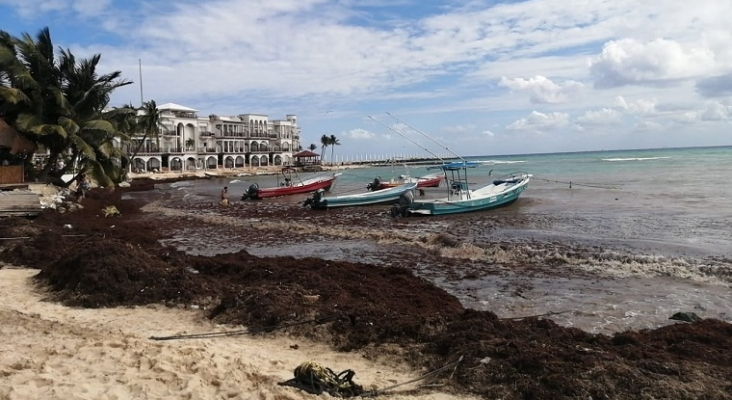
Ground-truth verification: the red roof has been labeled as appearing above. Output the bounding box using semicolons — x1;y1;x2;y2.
293;150;319;158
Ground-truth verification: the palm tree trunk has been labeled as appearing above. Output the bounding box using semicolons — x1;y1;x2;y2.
129;133;151;161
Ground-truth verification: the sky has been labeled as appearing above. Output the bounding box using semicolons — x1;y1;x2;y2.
1;0;732;158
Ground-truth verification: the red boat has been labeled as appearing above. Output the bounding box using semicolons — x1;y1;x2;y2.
242;167;341;199
367;172;444;191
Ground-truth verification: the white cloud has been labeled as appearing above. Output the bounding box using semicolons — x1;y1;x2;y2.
441;124;475;134
668;111;698;124
499;75;584;104
575;108;622;126
506;111;570;132
614;96;657;115
700;102;730;121
590;38;717;88
346;128;376;140
633;120;663;131
0;0;110;18
3;0;732;156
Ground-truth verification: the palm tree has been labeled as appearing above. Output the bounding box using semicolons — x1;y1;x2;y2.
0;27;132;186
308;143;317;152
329;134;340;165
130;99;161;161
320;134;329;164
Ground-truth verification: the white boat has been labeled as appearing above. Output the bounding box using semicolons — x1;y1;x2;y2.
305;182;418;209
394;162;530;216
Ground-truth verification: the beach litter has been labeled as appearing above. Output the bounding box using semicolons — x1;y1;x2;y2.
278;361;364;397
102;205;121;217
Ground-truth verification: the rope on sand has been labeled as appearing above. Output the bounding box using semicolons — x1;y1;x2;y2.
149;314;338;341
359;355;464;397
499;310;571;320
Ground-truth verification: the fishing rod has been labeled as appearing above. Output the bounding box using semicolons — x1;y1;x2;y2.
385;112;466;162
367;115;446;163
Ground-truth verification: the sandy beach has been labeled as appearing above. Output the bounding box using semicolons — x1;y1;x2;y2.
0;267;474;400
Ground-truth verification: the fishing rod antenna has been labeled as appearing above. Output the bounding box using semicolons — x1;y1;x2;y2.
385;112;466;162
367;115;445;163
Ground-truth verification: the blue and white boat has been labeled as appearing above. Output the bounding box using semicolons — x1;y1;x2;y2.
305;182;418;210
396;162;530;216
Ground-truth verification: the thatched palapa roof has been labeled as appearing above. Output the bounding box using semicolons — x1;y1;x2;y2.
0;118;37;154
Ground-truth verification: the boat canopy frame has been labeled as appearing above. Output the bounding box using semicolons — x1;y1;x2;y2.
428;161;480;201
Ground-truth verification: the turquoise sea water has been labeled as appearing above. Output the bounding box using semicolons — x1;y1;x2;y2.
202;145;732;255
162;145;732;333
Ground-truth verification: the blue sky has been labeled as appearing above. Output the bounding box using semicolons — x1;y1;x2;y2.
2;0;732;158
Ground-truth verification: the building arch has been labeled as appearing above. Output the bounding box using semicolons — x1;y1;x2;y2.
235;156;245;167
170;157;183;171
224;156;234;168
185;157;197;170
206;156;217;169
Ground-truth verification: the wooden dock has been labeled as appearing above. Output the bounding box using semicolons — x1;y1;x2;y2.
0;191;42;218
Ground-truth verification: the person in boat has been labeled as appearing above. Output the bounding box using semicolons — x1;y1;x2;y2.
220;186;229;207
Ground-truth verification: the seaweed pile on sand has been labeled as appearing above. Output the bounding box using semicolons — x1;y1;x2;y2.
1;183;731;399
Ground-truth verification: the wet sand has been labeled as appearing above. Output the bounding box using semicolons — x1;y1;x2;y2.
1;179;731;399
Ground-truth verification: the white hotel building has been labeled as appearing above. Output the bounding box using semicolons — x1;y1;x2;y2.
128;103;301;173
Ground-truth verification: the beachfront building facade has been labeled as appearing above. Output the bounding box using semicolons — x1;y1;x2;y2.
129;103;301;173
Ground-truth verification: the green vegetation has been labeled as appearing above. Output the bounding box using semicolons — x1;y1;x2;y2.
319;134;340;165
0;27;141;187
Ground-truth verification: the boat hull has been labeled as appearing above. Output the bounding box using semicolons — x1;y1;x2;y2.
307;182;417;209
406;174;529;216
254;174;339;199
375;174;444;190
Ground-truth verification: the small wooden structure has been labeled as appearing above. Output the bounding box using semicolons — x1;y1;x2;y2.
293;150;321;167
0;190;41;218
0;165;24;184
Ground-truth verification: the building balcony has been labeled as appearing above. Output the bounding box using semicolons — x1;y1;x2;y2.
173;112;198;118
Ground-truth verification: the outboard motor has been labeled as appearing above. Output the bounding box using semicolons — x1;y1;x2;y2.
241;183;259;200
304;189;327;210
390;189;414;218
367;177;382;191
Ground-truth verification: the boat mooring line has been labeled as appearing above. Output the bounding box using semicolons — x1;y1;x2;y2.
532;176;621;190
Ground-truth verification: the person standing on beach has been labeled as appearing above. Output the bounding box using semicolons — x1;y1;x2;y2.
220;186;229;207
75;175;89;203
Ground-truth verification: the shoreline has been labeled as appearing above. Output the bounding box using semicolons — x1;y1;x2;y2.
126;164;370;182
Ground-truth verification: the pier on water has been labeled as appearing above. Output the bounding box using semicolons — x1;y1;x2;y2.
323;153;458;167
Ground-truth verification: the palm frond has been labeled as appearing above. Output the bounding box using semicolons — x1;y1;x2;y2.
0;86;29;104
68;134;96;160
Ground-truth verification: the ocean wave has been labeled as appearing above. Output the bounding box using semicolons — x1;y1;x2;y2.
602;157;670;162
478;160;526;165
170;181;194;188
